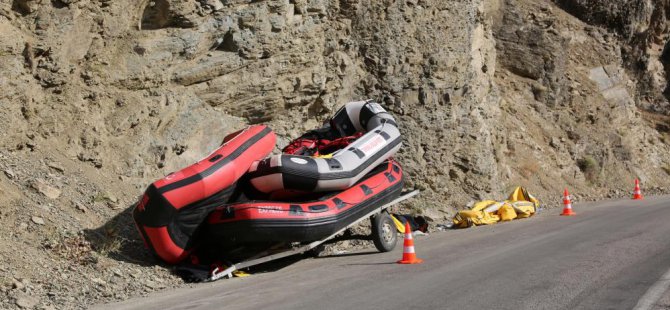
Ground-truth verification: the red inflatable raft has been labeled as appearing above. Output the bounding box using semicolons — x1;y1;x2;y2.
205;159;404;245
133;125;276;264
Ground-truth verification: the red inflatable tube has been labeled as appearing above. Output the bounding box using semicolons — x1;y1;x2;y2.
206;160;404;245
133;125;276;264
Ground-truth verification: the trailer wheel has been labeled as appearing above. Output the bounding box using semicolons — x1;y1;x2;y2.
371;211;397;252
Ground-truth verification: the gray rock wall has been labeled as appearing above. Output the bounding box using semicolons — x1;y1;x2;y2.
552;0;670;112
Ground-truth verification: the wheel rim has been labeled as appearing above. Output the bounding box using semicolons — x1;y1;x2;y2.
382;221;394;244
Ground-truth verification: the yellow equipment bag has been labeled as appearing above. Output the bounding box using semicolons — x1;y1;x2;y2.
452;187;539;228
452;200;501;228
498;203;517;221
508;187;540;207
511;201;535;218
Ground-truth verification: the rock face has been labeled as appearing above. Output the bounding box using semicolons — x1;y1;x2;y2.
495;1;569;106
489;0;670;199
552;0;670;112
0;0;669;308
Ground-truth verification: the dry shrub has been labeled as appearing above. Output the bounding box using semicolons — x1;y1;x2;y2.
44;234;97;265
577;156;599;183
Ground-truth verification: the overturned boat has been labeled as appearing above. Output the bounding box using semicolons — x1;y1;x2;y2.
133;125;276;264
133;100;403;264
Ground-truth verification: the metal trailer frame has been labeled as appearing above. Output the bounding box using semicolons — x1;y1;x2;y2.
208;190;420;281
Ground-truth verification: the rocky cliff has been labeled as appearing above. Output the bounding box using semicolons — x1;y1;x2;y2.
0;0;669;308
553;0;670;113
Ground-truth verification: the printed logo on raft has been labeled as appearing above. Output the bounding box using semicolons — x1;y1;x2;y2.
257;206;284;214
290;157;309;164
359;135;385;155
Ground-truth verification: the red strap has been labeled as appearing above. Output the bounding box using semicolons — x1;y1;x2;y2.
282;139;318;155
283;132;364;156
317;132;363;155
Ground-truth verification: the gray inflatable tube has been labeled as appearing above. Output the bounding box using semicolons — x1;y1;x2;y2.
248;100;402;193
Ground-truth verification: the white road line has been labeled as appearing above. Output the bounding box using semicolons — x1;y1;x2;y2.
633;267;670;310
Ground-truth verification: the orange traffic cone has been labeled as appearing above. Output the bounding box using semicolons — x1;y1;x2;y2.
632;179;644;200
560;188;576;216
397;222;423;264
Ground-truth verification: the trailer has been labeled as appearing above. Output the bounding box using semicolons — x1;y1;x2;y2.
208;190;420;281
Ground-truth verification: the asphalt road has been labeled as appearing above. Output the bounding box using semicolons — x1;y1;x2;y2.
98;195;670;310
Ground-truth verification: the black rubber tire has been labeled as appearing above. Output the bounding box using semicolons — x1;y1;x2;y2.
371;211;397;252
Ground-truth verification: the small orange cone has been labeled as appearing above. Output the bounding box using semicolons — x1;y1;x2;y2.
633;179;644;200
560;188;576;216
397;222;423;264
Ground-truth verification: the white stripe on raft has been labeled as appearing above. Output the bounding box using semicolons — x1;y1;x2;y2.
250;174;284;193
270;154;281;167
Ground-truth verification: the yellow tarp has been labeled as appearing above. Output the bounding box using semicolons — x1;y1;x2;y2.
452;187;539;228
